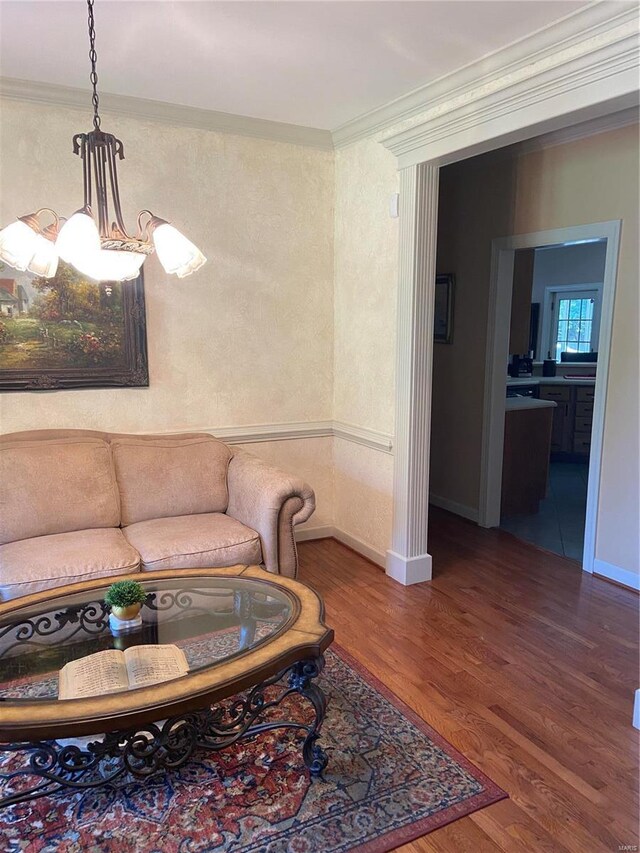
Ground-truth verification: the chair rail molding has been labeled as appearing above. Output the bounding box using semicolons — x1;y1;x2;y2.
0;420;393;452
386;163;438;586
377;2;639;168
170;420;393;452
205;421;333;445
333;421;393;454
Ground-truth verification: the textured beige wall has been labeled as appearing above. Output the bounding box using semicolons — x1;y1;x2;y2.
0;100;334;433
0;98;335;528
333;138;398;551
432;124;639;575
333;438;394;560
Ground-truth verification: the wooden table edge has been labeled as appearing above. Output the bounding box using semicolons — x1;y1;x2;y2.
0;565;334;741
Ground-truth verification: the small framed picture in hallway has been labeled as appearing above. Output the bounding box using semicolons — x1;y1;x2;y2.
434;273;455;344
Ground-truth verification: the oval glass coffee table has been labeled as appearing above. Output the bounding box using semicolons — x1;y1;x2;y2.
0;565;334;808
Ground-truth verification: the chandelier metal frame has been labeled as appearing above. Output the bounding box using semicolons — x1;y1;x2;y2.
0;0;205;282
74;0;155;256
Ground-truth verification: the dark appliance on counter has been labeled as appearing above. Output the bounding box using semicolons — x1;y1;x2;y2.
508;353;533;378
519;355;533;377
543;352;557;377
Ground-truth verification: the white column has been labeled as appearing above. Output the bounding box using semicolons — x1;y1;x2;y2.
386;163;439;585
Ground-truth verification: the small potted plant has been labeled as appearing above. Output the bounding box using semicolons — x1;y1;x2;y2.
105;580;147;622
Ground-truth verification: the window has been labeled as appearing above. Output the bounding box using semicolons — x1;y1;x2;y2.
547;287;601;360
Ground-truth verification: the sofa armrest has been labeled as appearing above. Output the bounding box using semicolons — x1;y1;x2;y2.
226;450;315;578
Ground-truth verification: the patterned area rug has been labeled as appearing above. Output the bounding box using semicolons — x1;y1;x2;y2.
0;646;506;852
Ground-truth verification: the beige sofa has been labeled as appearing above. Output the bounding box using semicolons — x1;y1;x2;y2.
0;429;315;601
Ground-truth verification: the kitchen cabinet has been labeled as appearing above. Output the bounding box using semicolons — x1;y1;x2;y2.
573;386;594;454
539;386;571;452
539;383;595;456
577;386;595;402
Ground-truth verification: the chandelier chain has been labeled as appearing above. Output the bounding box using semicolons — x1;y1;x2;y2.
87;0;101;130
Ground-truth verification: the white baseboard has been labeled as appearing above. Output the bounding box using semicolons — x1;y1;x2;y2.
385;550;432;585
592;559;640;592
295;524;386;568
295;524;334;542
332;529;386;568
429;494;479;523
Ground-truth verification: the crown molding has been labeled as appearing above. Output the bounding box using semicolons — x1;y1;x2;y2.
5;5;632;158
380;4;639;168
0;77;334;151
333;2;639;150
2;3;635;155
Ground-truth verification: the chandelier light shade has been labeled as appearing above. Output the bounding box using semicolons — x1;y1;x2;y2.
0;0;206;283
74;248;146;282
0;212;60;278
151;220;207;278
27;237;60;279
55;210;101;265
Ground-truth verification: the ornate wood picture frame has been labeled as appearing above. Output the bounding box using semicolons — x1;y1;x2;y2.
0;261;148;391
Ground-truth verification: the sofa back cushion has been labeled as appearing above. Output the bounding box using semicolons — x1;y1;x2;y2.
0;428;109;444
112;436;232;526
0;438;120;545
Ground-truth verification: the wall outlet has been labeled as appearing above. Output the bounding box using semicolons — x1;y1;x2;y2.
389;193;399;219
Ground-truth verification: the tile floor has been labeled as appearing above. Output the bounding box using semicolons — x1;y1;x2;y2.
500;461;588;561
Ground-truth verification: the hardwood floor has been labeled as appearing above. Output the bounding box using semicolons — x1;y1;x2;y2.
297;509;639;852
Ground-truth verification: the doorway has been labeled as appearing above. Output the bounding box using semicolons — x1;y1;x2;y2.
480;221;621;573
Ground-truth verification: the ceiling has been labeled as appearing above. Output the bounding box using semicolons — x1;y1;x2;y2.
0;1;589;130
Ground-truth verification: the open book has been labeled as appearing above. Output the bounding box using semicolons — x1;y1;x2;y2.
58;644;189;700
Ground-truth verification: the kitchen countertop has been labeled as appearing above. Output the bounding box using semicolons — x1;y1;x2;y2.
507;376;596;387
505;397;558;411
532;361;595;368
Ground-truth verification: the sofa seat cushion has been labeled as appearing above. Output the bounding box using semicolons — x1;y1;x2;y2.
0;528;140;601
123;513;262;571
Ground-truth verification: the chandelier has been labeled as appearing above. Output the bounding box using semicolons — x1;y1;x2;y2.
0;0;206;282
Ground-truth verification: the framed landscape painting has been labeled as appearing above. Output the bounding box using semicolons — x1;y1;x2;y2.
0;260;148;391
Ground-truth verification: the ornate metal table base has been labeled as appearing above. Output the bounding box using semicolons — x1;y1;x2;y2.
0;657;328;809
